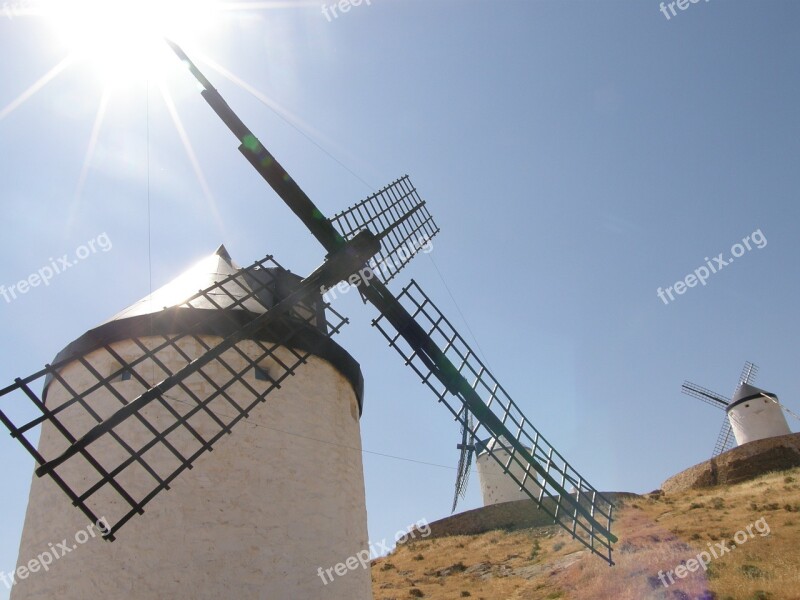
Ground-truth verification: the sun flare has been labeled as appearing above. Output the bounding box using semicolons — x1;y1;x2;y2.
2;0;304;233
40;0;219;86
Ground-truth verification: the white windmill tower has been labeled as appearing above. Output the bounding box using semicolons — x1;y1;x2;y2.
8;246;373;600
681;361;792;457
727;382;792;446
451;412;543;510
475;437;543;506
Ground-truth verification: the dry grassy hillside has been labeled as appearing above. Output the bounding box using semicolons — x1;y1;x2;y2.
372;467;800;600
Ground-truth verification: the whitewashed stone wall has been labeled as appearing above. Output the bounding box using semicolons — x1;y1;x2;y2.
476;445;542;506
11;335;373;600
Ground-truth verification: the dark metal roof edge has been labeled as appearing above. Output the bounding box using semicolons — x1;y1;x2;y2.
44;307;365;416
726;391;777;412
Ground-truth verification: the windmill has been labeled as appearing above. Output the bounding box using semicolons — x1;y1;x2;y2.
0;40;617;567
451;408;545;512
682;361;791;457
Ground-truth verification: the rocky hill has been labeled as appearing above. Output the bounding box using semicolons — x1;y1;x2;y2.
371;466;800;600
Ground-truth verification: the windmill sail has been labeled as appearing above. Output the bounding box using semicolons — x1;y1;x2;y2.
0;236;378;540
372;280;617;564
330;176;440;284
739;361;759;388
169;41;617;563
681;381;730;409
712;418;736;456
452;411;476;512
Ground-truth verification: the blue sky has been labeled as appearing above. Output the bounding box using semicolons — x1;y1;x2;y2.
1;0;798;592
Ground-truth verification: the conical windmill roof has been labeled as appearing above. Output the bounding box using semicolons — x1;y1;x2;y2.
44;245;364;409
105;244;264;321
727;382;778;411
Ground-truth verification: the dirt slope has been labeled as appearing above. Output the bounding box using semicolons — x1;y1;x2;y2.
372;466;800;600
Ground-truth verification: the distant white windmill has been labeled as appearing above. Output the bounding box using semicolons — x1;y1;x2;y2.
682;361;792;457
451;410;543;511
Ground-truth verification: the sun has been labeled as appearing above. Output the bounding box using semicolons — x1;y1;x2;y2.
40;0;220;87
2;0;319;230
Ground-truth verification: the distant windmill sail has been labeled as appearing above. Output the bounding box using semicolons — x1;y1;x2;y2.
712;419;736;457
681;381;730;409
452;410;476;513
739;361;759;387
682;374;735;458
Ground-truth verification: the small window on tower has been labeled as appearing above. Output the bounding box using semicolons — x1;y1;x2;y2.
254;366;271;382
